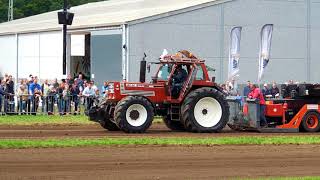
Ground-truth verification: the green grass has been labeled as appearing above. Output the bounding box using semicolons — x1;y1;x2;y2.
0;115;163;126
3;136;320;149
0;115;94;125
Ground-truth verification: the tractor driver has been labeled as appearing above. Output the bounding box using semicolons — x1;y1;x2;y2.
171;65;188;98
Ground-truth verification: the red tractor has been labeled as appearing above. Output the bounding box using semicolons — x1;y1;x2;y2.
88;50;230;133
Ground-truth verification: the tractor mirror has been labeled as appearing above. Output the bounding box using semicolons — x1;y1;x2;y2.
147;63;151;73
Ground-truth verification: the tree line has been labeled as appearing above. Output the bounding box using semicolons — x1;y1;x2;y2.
0;0;104;23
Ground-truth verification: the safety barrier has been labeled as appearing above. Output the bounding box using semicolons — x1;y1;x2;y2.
0;94;101;115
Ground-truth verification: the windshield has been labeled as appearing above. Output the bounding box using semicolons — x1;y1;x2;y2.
157;64;172;80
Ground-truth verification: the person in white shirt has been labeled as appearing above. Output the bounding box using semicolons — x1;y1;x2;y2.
82;82;95;110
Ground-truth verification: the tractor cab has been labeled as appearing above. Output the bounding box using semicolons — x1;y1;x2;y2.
151;51;215;103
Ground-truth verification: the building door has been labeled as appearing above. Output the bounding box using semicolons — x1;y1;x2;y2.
91;29;122;89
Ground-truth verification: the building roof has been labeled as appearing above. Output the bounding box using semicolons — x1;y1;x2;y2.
0;0;228;35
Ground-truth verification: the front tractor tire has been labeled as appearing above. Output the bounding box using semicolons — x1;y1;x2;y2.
181;87;229;133
98;104;119;131
114;96;154;133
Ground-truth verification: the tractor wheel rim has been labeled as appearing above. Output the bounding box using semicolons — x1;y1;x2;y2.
126;104;148;127
306;115;319;129
194;97;222;128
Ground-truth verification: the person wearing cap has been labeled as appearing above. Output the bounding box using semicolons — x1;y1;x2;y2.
262;83;271;98
171;65;188;98
248;84;267;127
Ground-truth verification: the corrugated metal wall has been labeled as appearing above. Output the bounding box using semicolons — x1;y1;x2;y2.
128;0;320;84
0;31;63;80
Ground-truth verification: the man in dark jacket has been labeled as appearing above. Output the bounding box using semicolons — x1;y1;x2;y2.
270;82;280;98
71;83;80;115
0;79;8;114
243;81;251;97
171;65;188;98
5;75;15;113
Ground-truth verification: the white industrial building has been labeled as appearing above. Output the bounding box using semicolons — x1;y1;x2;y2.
0;0;319;88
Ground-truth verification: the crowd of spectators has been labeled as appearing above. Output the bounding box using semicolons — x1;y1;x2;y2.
220;79;281;98
0;73;108;115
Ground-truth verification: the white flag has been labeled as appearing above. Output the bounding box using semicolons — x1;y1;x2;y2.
228;27;242;80
258;24;273;82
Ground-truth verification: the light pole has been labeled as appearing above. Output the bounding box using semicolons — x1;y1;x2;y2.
58;0;74;76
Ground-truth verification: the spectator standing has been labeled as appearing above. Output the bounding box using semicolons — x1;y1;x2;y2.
0;79;8;114
248;84;267;127
82;82;95;110
57;83;65;115
101;81;109;97
5;75;15;113
41;79;50;112
26;75;34;114
262;83;271;97
243;81;251;97
47;85;56;115
33;88;42;114
71;83;80;115
228;79;239;96
52;78;59;89
62;84;71;115
271;82;280;98
77;74;84;92
66;74;74;86
17;85;28;114
91;81;98;92
29;78;41;114
94;89;100;105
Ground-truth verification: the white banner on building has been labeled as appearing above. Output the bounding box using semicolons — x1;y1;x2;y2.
258;24;273;82
228;27;242;80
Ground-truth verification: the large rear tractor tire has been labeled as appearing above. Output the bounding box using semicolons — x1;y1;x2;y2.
163;115;185;131
114;96;154;133
181;87;229;133
301;111;320;132
98;104;119;131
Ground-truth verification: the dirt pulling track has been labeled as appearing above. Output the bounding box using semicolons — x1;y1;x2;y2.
2;123;320;139
1;124;320;179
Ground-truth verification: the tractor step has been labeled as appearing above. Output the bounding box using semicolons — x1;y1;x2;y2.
170;104;181;121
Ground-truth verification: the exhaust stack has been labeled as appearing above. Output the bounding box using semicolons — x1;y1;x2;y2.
139;53;147;83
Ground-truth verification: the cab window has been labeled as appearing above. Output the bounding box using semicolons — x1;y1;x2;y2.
157;64;172;80
195;65;204;80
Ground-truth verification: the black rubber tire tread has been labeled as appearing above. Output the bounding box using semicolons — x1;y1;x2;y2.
181;87;230;133
114;96;154;133
98;104;120;131
162;115;185;131
301;111;320;132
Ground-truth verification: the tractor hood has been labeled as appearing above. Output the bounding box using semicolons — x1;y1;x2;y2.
107;81;167;103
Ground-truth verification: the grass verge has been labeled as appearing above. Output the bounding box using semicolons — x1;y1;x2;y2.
2;136;320;149
0;115;163;126
0;115;93;126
